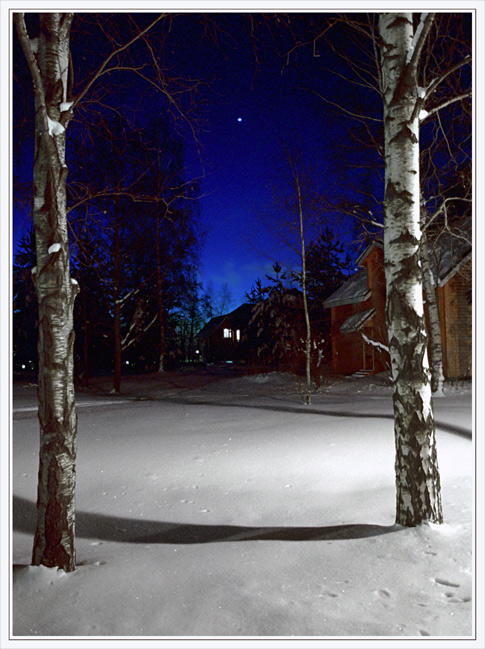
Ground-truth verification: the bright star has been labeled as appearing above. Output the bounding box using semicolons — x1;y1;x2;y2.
237;117;242;122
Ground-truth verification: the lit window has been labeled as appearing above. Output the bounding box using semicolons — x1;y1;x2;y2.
236;329;241;341
223;328;231;338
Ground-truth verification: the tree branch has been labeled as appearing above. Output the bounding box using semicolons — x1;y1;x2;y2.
71;14;166;111
421;91;472;122
424;55;472;100
407;12;435;72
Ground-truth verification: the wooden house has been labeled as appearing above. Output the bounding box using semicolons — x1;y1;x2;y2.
323;241;389;376
323;236;472;379
428;233;472;379
196;303;254;363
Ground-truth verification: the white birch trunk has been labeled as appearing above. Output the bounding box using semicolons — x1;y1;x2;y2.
420;226;445;396
379;13;442;526
297;181;312;405
15;13;78;570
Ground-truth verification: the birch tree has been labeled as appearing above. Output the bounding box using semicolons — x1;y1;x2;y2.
14;11;202;570
255;148;324;402
14;13;78;571
378;13;443;525
291;157;313;404
288;13;470;524
300;14;470;399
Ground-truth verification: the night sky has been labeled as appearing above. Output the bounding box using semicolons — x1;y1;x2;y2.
181;15;358;304
11;11;421;306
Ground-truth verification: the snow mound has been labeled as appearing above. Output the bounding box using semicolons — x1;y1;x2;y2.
245;373;277;384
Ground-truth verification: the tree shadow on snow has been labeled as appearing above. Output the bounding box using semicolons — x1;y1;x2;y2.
13;495;400;545
132;396;471;437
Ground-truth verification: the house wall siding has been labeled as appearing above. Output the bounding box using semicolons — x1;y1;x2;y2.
328;245;471;379
437;259;472;379
330;245;389;375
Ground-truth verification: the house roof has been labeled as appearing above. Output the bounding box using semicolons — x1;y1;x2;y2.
226;302;254;325
196;314;226;340
428;230;472;287
356;240;383;267
196;303;254;340
340;308;376;333
324;228;471;309
322;267;371;308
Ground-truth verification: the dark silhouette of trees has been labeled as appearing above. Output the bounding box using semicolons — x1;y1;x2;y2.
305;227;355;367
12;229;38;377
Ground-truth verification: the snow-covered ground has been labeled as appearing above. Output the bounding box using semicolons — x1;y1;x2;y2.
7;369;480;647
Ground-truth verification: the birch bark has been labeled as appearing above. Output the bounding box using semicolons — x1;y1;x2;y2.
296;175;313;405
14;13;79;569
420;218;445;395
379;13;443;526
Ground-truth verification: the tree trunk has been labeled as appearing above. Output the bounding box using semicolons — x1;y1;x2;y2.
15;13;78;571
113;207;122;393
297;181;312;405
81;284;90;388
420;222;445;395
155;209;166;372
379;13;443;526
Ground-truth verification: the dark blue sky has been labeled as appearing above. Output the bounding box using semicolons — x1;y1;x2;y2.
174;13;375;304
187;57;344;304
12;13;383;306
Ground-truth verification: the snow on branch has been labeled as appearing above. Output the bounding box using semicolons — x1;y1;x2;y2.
60;101;74;112
362;333;389;353
47;116;65;137
406;13;428;64
406;13;435;70
122;314;158;350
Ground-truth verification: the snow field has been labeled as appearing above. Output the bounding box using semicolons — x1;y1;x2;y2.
11;376;474;640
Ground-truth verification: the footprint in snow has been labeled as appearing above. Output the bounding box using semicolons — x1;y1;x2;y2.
444;593;471;603
433;578;471;602
375;589;392;599
433;577;460;588
318;590;338;598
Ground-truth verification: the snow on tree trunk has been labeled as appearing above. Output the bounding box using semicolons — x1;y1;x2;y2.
379;13;443;526
15;13;78;570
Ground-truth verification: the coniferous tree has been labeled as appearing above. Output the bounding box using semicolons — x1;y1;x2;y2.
305;227;355;370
